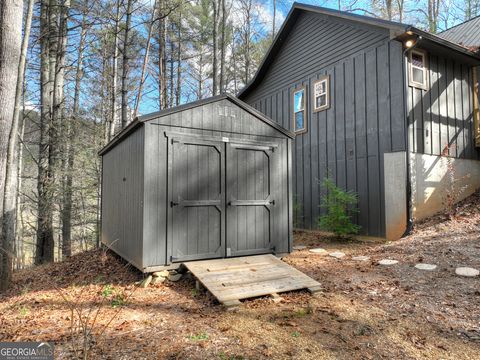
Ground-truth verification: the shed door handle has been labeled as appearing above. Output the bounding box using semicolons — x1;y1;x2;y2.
171;201;179;207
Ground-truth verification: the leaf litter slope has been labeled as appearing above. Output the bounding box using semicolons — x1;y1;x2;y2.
1;191;479;359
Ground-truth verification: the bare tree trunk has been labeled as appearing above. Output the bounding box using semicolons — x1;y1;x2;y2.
169;21;175;108
121;0;133;128
50;0;69;261
109;0;121;140
198;51;203;99
0;0;24;290
157;4;167;110
134;0;158;117
428;0;440;33
232;35;238;94
244;1;252;84
15;113;25;270
36;0;57;265
272;0;276;40
396;0;405;22
175;10;182;106
212;0;218;96
219;0;226;93
62;0;87;259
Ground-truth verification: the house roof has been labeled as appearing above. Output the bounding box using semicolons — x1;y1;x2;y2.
238;2;480;99
437;15;480;49
98;94;294;156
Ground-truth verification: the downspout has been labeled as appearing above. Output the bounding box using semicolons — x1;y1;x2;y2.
401;35;422;237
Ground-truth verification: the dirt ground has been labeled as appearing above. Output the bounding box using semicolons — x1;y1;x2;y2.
1;193;479;359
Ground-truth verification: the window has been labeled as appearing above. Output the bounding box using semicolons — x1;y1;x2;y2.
313;75;330;112
292;86;307;133
409;49;428;89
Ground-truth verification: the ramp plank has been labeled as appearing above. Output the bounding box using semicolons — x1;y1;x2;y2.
183;255;321;307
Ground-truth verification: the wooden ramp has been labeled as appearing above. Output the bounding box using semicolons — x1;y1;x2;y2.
183;255;321;309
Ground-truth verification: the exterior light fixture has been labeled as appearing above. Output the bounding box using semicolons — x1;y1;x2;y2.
405;39;415;48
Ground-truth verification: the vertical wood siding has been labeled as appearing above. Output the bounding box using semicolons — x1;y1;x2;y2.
241;13;406;237
102;127;145;268
142;99;292;267
408;50;480;160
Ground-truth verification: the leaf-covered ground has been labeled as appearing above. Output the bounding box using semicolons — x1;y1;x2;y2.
1;192;479;359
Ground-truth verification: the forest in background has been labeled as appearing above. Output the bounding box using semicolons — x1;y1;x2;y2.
0;0;479;290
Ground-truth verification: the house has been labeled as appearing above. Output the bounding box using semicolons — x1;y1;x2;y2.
238;3;480;240
99;95;294;272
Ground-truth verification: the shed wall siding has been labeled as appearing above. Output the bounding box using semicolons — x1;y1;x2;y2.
408;49;480;160
241;13;405;237
102;126;145;268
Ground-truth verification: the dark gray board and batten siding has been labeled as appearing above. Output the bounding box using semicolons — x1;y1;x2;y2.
101;96;293;272
241;10;407;237
408;50;480;160
102;127;145;269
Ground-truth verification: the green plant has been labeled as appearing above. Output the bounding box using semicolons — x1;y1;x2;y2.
293;199;303;228
188;332;209;341
111;293;125;308
318;177;360;236
101;284;113;298
292;331;300;338
18;306;29;317
294;308;308;317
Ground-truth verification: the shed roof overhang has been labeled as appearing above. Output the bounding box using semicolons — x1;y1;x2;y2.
98;94;294;156
237;2;480;100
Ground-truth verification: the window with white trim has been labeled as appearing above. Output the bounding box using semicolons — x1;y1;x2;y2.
409;49;428;89
292;87;307;133
313;76;330;111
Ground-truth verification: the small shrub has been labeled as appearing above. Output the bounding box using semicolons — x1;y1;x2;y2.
318;177;360;237
293;199;303;228
292;331;300;338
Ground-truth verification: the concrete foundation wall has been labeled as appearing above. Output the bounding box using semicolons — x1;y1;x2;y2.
384;152;407;240
411;152;480;220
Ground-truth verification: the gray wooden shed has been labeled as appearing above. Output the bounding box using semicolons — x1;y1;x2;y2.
99;95;294;272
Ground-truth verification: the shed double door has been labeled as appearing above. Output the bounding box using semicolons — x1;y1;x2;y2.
168;134;275;262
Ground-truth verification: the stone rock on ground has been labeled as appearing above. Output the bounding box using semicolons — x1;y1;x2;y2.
378;259;398;266
329;252;346;259
309;248;328;255
168;273;183;282
414;263;437;271
455;267;479;277
153;270;170;278
352;256;370;261
140;275;153;288
293;245;307;250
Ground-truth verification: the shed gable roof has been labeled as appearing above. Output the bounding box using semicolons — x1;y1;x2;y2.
99;94;294;156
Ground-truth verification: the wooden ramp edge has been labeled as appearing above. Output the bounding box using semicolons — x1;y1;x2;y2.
183;255;321;309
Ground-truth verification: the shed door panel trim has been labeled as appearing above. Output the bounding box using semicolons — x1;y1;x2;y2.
225;142;275;257
167;136;226;262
